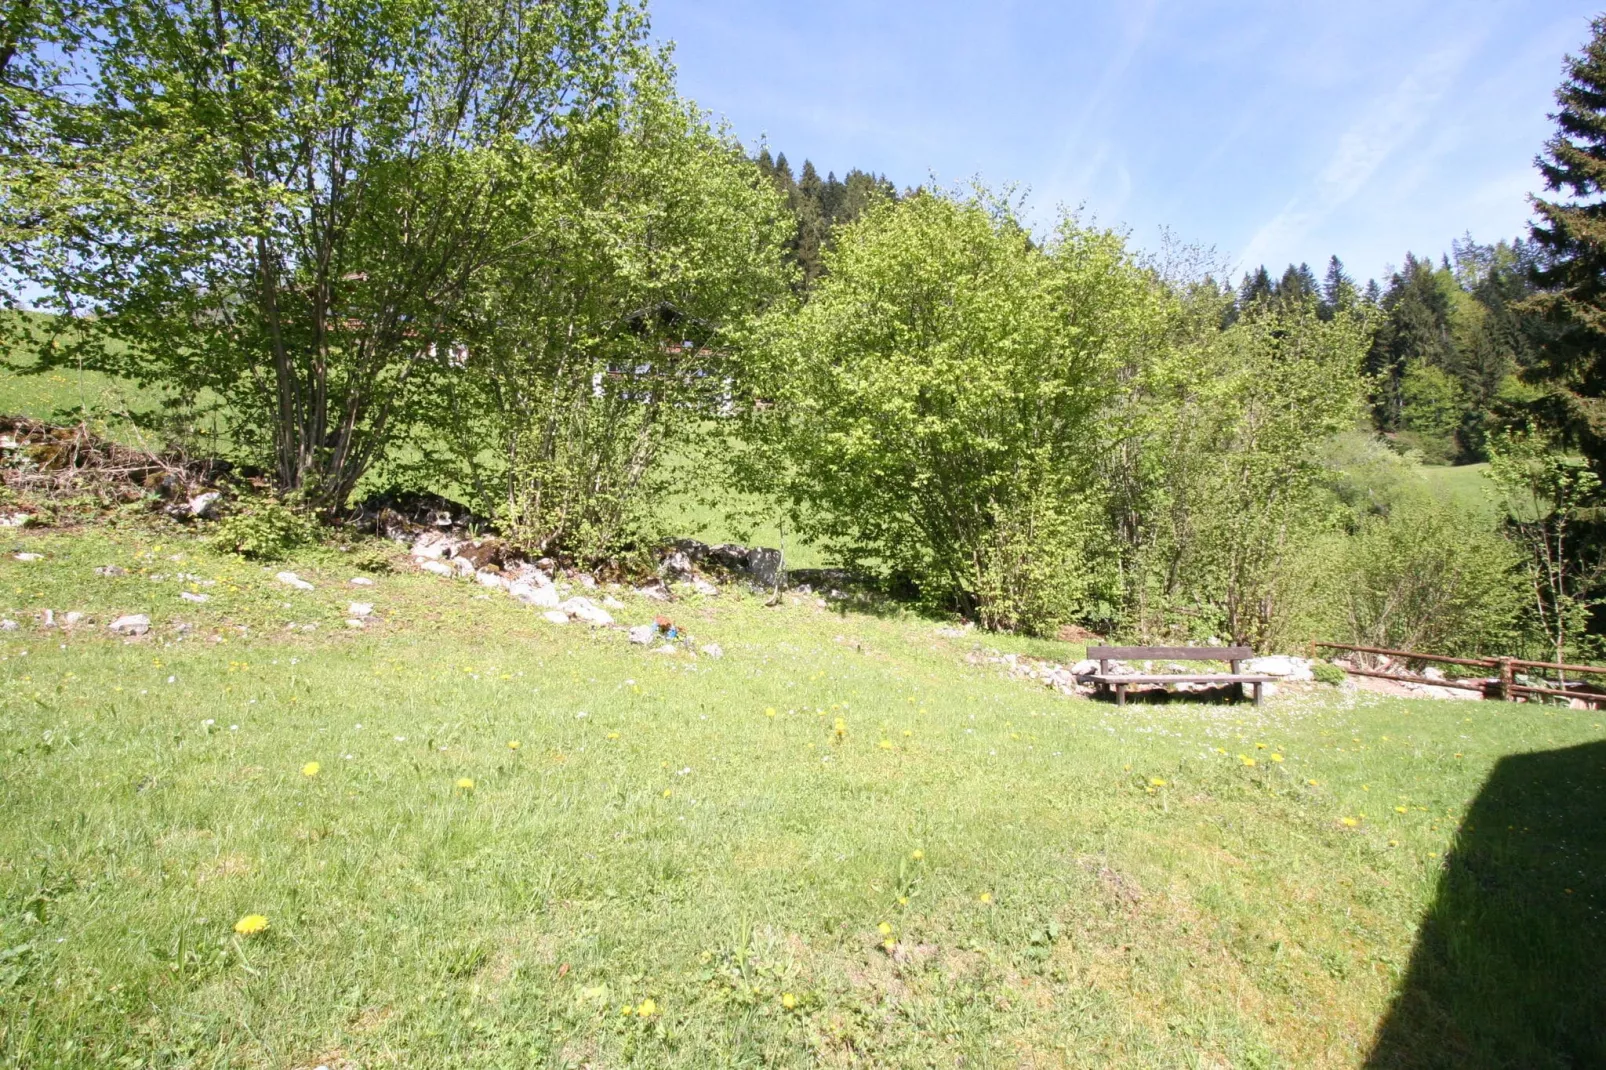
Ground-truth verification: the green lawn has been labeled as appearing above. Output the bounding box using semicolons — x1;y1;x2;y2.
1;523;1600;1067
1418;463;1495;520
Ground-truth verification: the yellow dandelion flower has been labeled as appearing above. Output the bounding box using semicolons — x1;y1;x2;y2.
507;740;521;750
978;892;993;904
910;849;924;861
607;731;620;740
637;998;657;1017
233;913;268;935
897;896;909;906
1238;754;1256;766
1388;839;1399;846
878;739;893;750
877;921;893;936
662;788;672;798
882;938;896;952
781;992;798;1009
1341;817;1358;827
1307;779;1320;786
765;707;777;718
301;761;320;777
456;777;475;790
1149;777;1166;787
1269;754;1283;763
1255;743;1267;749
1395;806;1408;814
619;1004;634;1016
902;729;912;737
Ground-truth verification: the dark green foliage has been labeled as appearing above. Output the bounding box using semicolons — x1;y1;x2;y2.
210;498;319;560
754;148;897;291
1525;15;1606;480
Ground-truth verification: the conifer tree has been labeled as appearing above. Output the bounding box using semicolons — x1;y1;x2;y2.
1321;256;1357;320
1527;15;1606;475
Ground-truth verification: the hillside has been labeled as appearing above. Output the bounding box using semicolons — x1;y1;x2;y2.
0;521;1600;1066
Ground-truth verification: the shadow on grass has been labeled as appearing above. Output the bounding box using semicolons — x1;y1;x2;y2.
1365;740;1606;1069
1087;683;1252;705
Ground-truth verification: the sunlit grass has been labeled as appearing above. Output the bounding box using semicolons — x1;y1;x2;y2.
0;525;1599;1066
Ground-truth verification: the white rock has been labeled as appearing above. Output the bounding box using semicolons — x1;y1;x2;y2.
180;592;209;603
14;552;42;562
0;619;16;630
558;597;614;627
187;491;221;519
575;573;597;588
348;602;373;618
275;571;314;591
1070;659;1101;677
64;611;84;626
451;557;477;578
700;642;724;659
541;610;570;625
410;532;455;560
94;565;127;577
509;580;561;608
690;577;719;597
345;618;366;629
651;644;677;655
350;577;375;586
1422;666;1446;681
419;559;455;578
660;551;694;580
0;512;30;527
1242;655;1313;682
636;580;672;602
41;609;54;627
602;595;624;609
109;614;150;636
475;570;510;591
628;623;656;645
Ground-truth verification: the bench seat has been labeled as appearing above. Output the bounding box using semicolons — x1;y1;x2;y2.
1083;645;1270;707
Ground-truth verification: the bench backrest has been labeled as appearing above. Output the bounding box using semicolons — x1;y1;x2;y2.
1087;645;1253;662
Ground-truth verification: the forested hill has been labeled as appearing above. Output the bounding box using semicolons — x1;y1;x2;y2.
754;149;899;290
1236;240;1548;466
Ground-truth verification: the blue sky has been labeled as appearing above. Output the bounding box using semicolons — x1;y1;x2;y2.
649;0;1598;286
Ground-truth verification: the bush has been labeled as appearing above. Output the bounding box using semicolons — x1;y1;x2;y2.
1312;662;1347;686
742;189;1160;633
210;499;319;560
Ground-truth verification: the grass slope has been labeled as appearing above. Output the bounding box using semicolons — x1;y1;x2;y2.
0;524;1601;1067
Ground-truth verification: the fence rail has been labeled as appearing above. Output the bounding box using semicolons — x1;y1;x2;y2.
1312;641;1606;705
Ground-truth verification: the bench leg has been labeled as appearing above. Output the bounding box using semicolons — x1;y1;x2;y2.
1252;682;1263;707
1115;683;1126;707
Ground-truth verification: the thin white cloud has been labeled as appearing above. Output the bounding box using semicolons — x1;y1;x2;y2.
1238;33;1481;272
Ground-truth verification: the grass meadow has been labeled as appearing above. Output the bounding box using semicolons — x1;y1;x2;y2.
1;524;1602;1068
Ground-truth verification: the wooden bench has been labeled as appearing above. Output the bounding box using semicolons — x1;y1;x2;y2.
1084;645;1273;707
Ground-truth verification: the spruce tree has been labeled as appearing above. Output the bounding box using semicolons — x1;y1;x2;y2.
1321;256;1357;320
1527;15;1606;474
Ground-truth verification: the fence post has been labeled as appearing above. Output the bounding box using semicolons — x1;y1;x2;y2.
1499;658;1516;702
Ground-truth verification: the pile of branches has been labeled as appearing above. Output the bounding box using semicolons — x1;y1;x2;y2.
0;415;238;514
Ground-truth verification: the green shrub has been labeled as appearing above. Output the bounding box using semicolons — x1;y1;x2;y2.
345;543;398;575
1312;661;1347;686
210;499;319;560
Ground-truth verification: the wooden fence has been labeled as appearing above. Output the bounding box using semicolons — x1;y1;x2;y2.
1312;642;1606;705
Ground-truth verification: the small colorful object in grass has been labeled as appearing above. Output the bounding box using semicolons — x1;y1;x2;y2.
507;740;520;750
456;777;474;790
765;707;776;718
607;731;620;740
662;788;672;798
1269;754;1283;763
878;921;893;936
878;739;893;750
977;892;993;904
910;849;924;861
781;992;798;1010
1341;817;1359;827
1307;779;1320;786
1238;754;1256;766
1256;743;1267;749
233;913;268;935
1149;777;1166;787
301;761;320;777
636;998;657;1017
